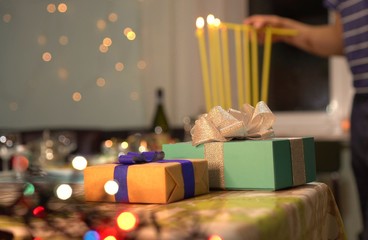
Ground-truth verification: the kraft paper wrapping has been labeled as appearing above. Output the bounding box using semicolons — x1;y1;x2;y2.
84;159;209;204
204;138;308;189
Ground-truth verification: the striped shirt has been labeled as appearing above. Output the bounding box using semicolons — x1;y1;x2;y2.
324;0;368;89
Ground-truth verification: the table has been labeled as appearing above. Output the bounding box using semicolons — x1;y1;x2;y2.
0;181;346;240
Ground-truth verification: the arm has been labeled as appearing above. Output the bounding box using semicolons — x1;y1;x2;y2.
244;12;344;57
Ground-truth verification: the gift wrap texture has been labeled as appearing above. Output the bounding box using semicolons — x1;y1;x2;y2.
163;138;316;190
84;159;209;204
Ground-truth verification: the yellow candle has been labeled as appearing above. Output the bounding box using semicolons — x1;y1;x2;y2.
243;26;251;105
250;27;259;105
235;26;244;109
214;18;225;107
196;17;211;112
207;14;219;106
221;25;232;109
261;27;272;104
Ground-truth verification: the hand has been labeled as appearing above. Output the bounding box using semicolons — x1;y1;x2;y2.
244;14;301;43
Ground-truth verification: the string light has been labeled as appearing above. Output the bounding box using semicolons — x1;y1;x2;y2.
72;155;88;170
104;180;119;195
116;211;138;231
55;184;73;200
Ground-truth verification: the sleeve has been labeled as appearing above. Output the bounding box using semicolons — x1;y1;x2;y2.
324;0;338;10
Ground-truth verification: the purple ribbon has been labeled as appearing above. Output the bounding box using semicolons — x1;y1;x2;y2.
114;151;195;203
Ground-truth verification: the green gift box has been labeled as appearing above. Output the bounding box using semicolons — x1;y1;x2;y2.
162;137;316;190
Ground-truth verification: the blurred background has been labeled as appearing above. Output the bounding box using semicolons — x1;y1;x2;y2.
0;0;360;239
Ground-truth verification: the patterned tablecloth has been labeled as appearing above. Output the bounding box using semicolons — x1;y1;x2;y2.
0;182;346;240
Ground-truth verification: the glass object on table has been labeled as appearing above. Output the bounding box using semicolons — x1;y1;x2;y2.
0;131;20;172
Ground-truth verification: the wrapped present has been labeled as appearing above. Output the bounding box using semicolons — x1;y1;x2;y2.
163;102;316;190
84;152;209;204
163;138;316;190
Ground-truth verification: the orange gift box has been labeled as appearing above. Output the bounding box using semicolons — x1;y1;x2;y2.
84;159;209;204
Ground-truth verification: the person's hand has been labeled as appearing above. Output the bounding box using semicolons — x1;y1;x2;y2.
243;14;301;43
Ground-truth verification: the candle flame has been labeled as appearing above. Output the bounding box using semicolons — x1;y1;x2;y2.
206;14;215;25
214;18;221;27
196;17;204;29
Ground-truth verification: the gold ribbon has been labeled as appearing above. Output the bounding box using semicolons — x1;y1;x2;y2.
191;101;275;146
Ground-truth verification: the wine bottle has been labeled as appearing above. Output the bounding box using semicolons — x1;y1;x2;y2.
151;88;170;134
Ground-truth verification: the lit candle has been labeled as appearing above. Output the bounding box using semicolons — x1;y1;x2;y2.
207;14;219;107
196;17;212;111
220;24;232;109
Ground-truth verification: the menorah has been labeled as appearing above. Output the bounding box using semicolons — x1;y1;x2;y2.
195;15;297;111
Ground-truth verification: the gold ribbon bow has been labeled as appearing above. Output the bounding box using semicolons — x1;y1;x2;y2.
191;101;275;146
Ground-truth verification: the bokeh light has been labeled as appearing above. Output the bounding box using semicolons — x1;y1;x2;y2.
46;4;56;13
97;19;106;31
37;35;47;45
23;182;35;196
72;92;82;102
72;155;88;170
108;12;118;22
58;3;68;13
96;77;106;87
59;35;69;45
56;184;73;200
12;155;29;172
126;31;136;41
115;62;124;72
104;236;116;240
120;141;129;149
208;234;223;240
104;180;119;195
3;14;12;23
137;60;147;70
102;37;112;47
42;52;52;62
33;206;45;218
116;211;138;231
83;230;100;240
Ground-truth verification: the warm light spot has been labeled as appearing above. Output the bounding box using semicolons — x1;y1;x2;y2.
341;118;350;132
0;136;6;144
72;92;82;102
104;236;116;240
58;68;69;80
45;148;54;160
58;3;68;13
108;12;118;22
47;4;56;13
99;44;109;53
97;19;106;31
12;155;29;172
104;140;113;148
120;141;129;149
104;180;119;195
138;145;147;153
126;31;136;40
59;35;69;45
137;60;146;70
206;14;215;25
115;62;124;71
72;156;87;170
102;37;112;47
117;212;137;231
196;17;205;29
42;52;52;62
3;14;11;23
214;18;221;27
208;234;223;240
123;27;132;36
96;77;106;87
130;91;139;101
9;102;18;111
56;184;73;200
37;35;47;45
